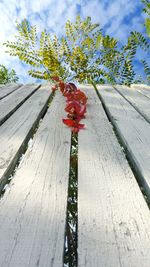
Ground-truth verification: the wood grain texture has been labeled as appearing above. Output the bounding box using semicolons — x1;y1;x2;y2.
0;84;52;191
78;85;150;267
0;83;22;100
0;92;71;267
114;85;150;124
131;84;150;99
97;85;150;197
131;84;150;89
0;84;40;125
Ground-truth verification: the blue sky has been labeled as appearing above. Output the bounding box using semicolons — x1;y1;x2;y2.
0;0;148;83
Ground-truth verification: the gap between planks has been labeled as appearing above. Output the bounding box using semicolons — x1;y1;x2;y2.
0;91;71;267
97;85;150;199
131;84;150;100
0;83;22;100
114;85;150;124
0;84;53;192
78;85;150;267
0;83;40;126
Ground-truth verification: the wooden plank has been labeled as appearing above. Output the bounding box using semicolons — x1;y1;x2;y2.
97;85;150;197
0;84;52;191
78;85;150;267
0;92;71;267
0;84;40;126
114;85;150;124
131;84;150;90
0;83;22;100
131;84;150;99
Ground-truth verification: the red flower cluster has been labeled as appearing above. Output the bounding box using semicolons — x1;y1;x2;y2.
51;76;87;133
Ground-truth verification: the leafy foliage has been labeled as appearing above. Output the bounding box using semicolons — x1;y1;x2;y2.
142;0;150;36
2;17;132;85
117;31;150;85
122;0;150;85
3;15;150;86
0;64;19;84
116;0;150;86
142;59;150;83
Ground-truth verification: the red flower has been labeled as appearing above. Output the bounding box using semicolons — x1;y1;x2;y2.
51;76;60;82
63;83;77;96
66;89;87;105
57;81;65;93
62;119;85;133
51;77;87;132
65;101;86;118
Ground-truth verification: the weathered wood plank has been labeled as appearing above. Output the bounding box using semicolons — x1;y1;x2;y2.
0;83;22;100
131;84;150;99
97;85;150;197
78;85;150;267
0;92;71;267
0;84;52;191
0;84;40;126
114;85;150;123
131;84;150;90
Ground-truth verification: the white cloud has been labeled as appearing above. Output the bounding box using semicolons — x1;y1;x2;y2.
81;0;108;25
0;0;147;83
